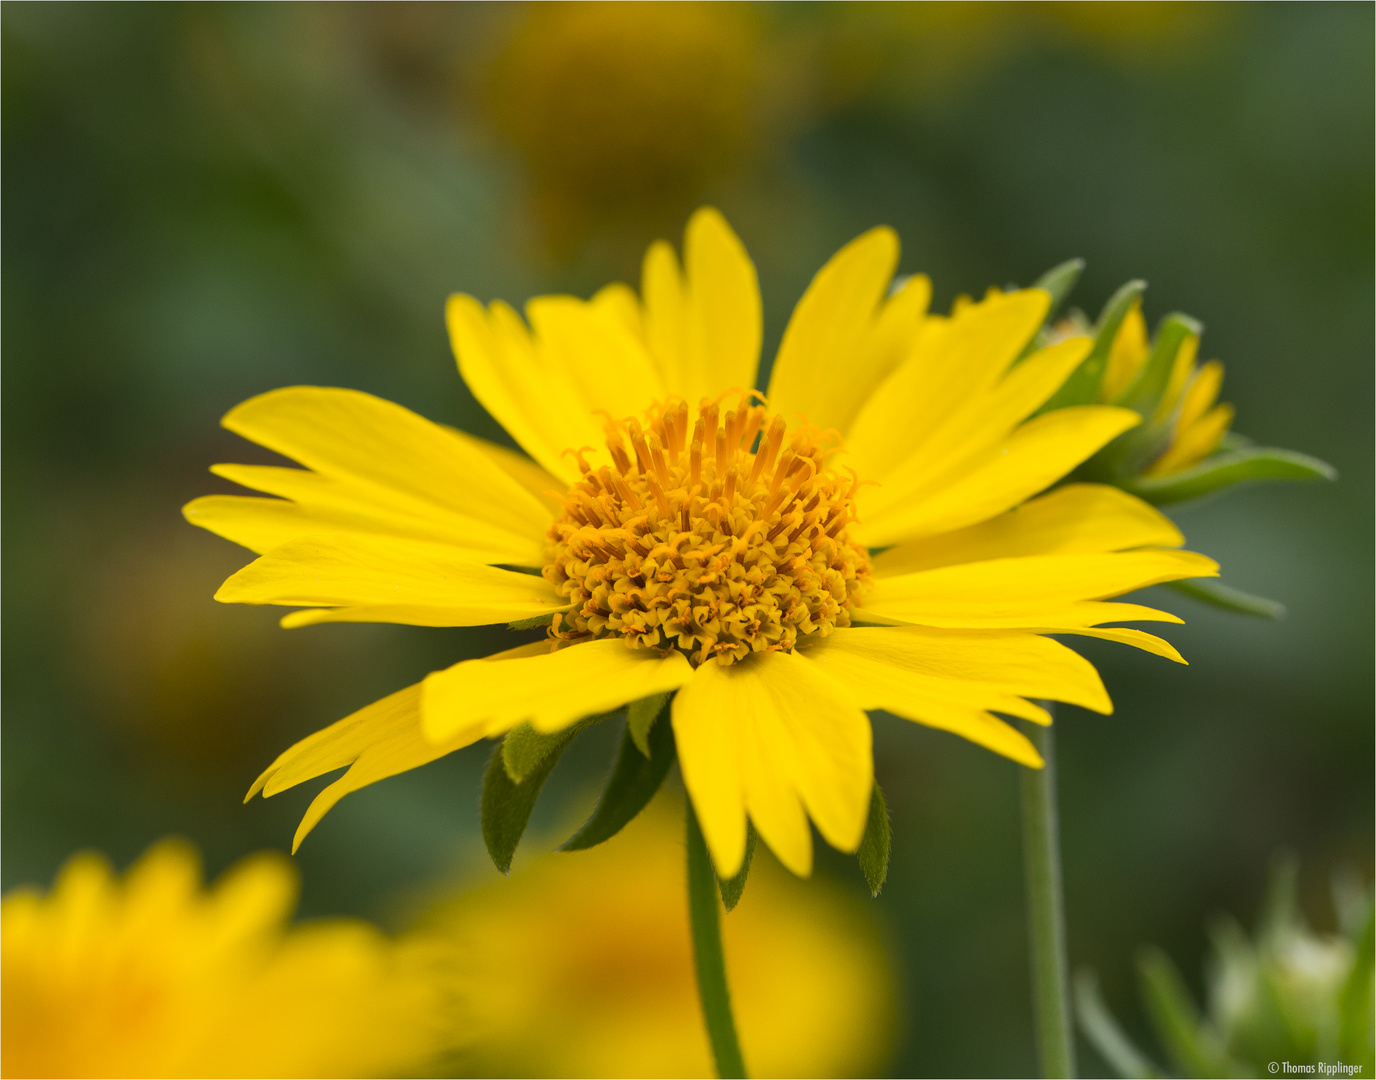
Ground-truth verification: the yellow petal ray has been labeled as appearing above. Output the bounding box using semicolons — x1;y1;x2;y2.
806;640;1045;766
639;209;762;407
862;549;1218;629
220;386;552;543
525;295;667;421
184;489;542;565
1102;301;1149;402
872;483;1184;577
846;288;1051;481
246;685;486;853
768;227;930;434
1175;359;1225;432
807;625;1113;715
214;535;567;626
420;638;693;743
1149;402;1235;477
1152;332;1200;423
672;652;872;880
445;428;566;515
447;295;604;485
857;406;1142;548
1037;626;1187;664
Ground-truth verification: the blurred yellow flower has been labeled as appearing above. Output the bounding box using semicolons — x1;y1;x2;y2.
487;2;760;247
1;840;450;1079
188;207;1215;879
416;796;895;1079
1101;300;1235;477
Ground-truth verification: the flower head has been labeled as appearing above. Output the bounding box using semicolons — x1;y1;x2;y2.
187;208;1215;880
1;840;450;1079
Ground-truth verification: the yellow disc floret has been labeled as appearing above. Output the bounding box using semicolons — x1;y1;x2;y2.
544;394;873;666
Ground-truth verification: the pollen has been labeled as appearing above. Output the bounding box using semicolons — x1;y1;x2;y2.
543;394;873;666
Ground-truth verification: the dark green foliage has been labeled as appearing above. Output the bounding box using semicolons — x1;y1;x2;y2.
627;692;670;757
1032;257;1086;321
481;731;574;874
858;783;891;898
717;824;757;912
561;700;676;852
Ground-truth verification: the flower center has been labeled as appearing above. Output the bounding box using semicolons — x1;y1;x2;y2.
543;394;873;666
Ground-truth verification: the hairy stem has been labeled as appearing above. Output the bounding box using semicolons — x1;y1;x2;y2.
1021;713;1076;1078
686;802;747;1079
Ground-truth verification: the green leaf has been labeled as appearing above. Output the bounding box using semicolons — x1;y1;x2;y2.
481;731;574;874
1338;900;1375;1066
857;783;891;897
717;824;757;912
1167;578;1285;620
507;613;556;630
1040;279;1147;411
503;722;575;783
1124;446;1337;505
627;692;670;758
1137;946;1233;1079
1118;312;1202;416
1073;968;1166;1079
560;703;677;852
1033;257;1086;320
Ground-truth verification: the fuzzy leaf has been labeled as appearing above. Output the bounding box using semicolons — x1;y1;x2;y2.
1074;968;1166;1079
627;692;670;758
1034;257;1086;320
1168;578;1285;620
857;783;892;897
1041;279;1147;411
507;613;556;630
717;824;757;912
502;723;573;783
481;732;573;874
1124;446;1336;505
560;706;676;852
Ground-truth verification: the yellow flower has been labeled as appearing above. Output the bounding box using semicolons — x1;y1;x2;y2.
186;208;1215;879
2;840;449;1079
417;795;895;1078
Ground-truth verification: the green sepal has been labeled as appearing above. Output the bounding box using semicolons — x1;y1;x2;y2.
1167;578;1286;620
1040;279;1147;411
481;730;576;874
1123;446;1336;505
627;692;670;758
507;613;557;631
1118;312;1201;416
716;824;757;912
1137;945;1232;1079
857;783;891;898
1073;968;1166;1079
560;702;677;852
1032;257;1085;321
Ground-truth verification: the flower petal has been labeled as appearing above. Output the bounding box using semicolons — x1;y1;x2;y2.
807;625;1112;715
220;386;552;545
1038;626;1187;664
857;406;1142;547
768;228;932;435
872;484;1184;577
447;295;605;485
246;684;487;853
215;535;567;626
672;652;872;879
862;549;1218;630
420;638;693;742
846;288;1051;480
642;207;762;406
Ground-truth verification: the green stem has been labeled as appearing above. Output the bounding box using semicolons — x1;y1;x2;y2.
686;802;747;1079
1020;712;1077;1078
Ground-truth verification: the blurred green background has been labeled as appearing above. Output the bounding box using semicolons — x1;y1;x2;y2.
3;3;1371;1075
